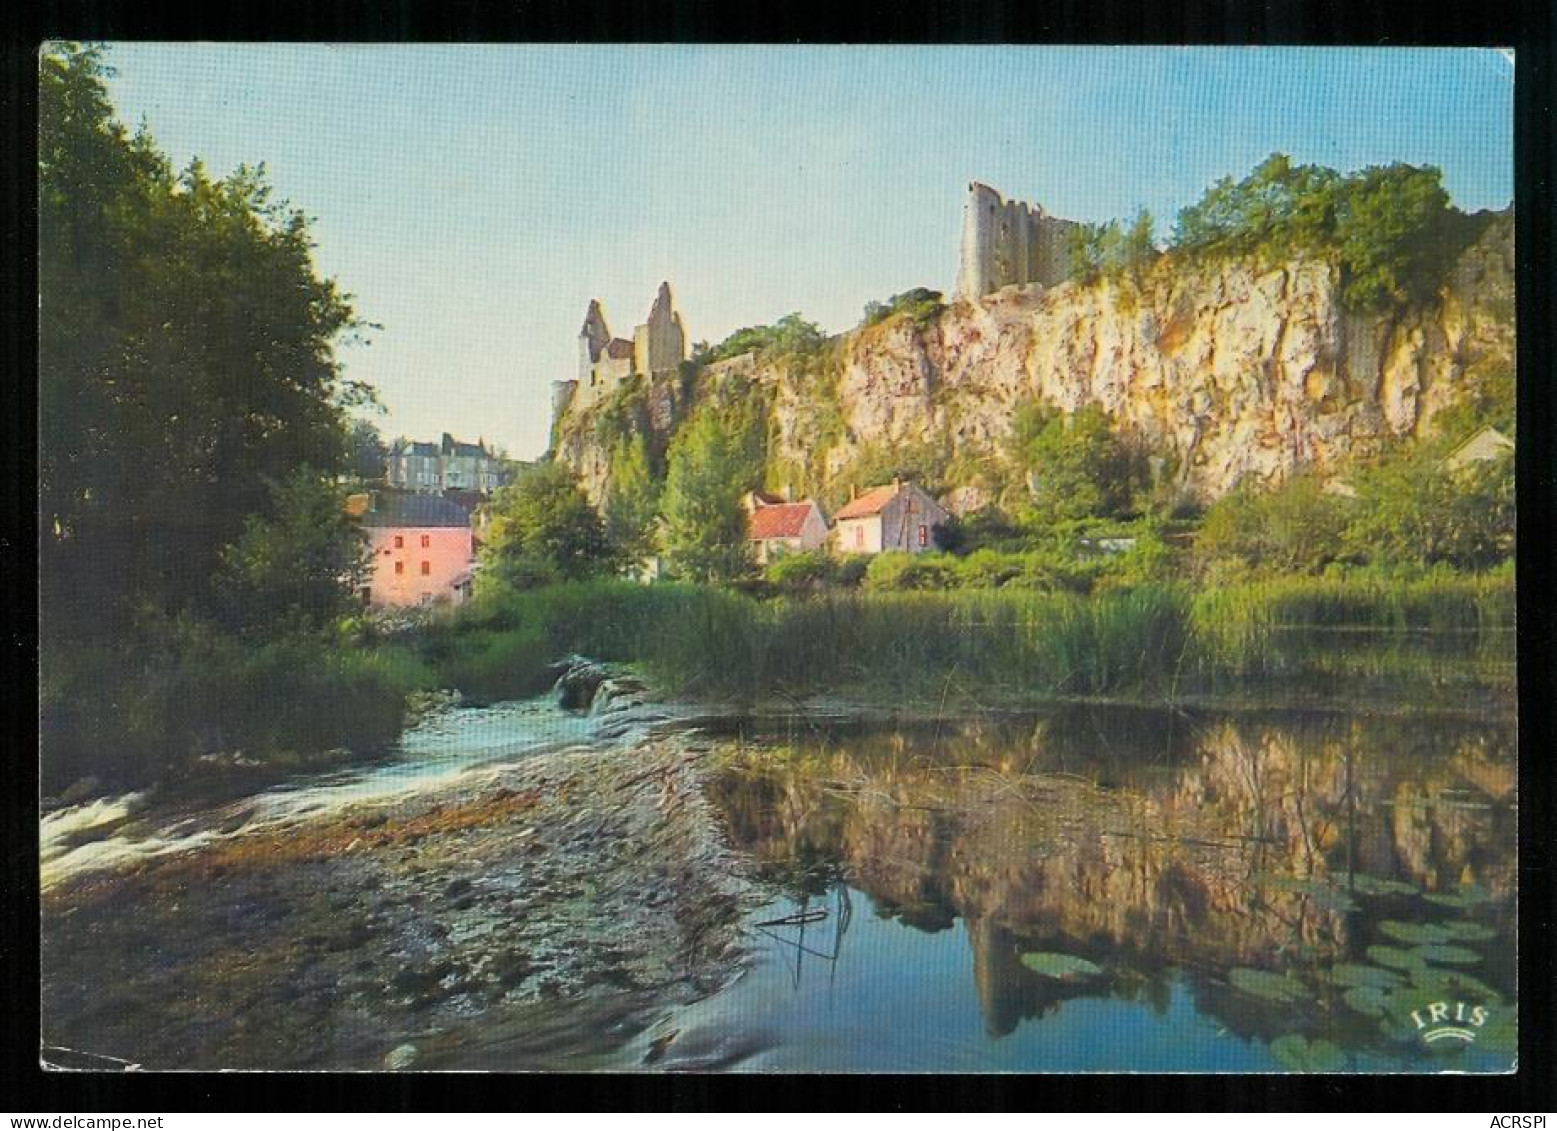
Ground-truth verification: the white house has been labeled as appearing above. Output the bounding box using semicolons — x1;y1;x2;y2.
747;499;830;564
833;479;950;555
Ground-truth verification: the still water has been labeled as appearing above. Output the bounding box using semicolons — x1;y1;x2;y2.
641;707;1517;1072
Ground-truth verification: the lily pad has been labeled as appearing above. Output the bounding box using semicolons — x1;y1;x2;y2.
1410;944;1482;967
1439;921;1498;943
1328;963;1404;990
1253;875;1356;910
1342;985;1389;1018
1379;920;1454;946
1367;945;1427;973
1229;967;1304;1003
1270;1034;1347;1072
1020;952;1103;980
1408;967;1502;1002
1424;885;1492;910
1349;875;1421;898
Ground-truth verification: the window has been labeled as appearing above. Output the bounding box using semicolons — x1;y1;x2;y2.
918;524;929;548
420;534;430;548
421;561;431;576
394;561;404;575
854;525;863;549
394;535;404;549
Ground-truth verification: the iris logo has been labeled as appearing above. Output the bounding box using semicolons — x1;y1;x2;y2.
1410;999;1491;1044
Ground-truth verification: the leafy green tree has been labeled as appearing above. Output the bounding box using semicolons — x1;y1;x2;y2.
40;44;363;638
1193;475;1350;575
602;434;662;564
862;288;944;330
660;406;759;582
1332;163;1454;309
1069;210;1157;283
481;463;614;586
1008;402;1145;521
1343;450;1513;569
213;470;369;633
1169;152;1460;312
697;313;827;364
348;418;388;482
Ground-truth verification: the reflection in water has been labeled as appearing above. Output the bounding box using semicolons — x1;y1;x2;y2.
697;706;1516;1071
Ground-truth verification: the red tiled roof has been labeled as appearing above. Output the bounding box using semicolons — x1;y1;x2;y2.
604;338;634;359
748;502;818;541
834;484;900;520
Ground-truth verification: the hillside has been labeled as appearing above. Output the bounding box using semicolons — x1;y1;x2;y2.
554;210;1513;509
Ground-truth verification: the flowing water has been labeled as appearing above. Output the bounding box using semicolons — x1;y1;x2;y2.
40;693;1516;1073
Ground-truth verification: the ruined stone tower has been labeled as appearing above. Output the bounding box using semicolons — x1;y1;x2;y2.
955;181;1079;300
632;281;686;376
577;299;612;384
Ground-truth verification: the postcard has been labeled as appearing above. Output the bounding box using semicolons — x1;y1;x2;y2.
39;44;1516;1073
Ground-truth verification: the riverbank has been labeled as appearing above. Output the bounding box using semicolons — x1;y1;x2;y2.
42;689;757;1071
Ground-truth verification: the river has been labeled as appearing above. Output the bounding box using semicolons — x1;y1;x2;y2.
40;686;1517;1073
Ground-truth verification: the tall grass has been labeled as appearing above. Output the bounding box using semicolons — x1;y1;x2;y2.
42;621;433;794
437;573;1513;710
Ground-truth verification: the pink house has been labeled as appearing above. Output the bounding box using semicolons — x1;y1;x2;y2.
356;492;475;608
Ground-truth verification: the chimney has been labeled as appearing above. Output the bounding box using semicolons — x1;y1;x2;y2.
783;483;794;502
850;484;858;501
893;476;903;490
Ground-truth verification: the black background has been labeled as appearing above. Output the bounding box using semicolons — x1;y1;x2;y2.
3;0;1553;1113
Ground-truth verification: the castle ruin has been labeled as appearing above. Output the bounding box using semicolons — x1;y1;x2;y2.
552;281;688;416
955;181;1079;300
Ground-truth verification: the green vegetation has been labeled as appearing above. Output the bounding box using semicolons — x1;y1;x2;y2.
601;434;662;565
481;462;617;587
1194;440;1514;578
1006;401;1148;522
695;312;828;364
1067;209;1157;283
40;45;409;794
1169;153;1488;311
425;573;1511;710
862;287;945;331
659;396;766;582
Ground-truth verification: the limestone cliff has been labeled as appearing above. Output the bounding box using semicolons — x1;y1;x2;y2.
555;211;1512;505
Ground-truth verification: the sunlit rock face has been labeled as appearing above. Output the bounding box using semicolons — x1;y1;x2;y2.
556;213;1512;506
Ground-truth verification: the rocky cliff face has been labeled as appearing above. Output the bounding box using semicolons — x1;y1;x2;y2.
556;212;1513;505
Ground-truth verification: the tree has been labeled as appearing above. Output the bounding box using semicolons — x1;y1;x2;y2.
602;434;661;564
1008;402;1145;521
1168;152;1461;312
213;470;370;633
1068;210;1157;283
1194;475;1350;575
480;463;614;586
1343;450;1513;570
660;406;758;582
1332;164;1454;310
40;44;363;639
862;288;944;330
348;418;388;482
697;313;827;364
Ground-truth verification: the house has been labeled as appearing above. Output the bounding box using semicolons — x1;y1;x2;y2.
1444;426;1514;472
386;433;509;495
833;479;950;555
747;498;830;564
356;492;475;608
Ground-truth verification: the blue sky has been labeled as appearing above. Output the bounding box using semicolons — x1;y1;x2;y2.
100;45;1513;459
